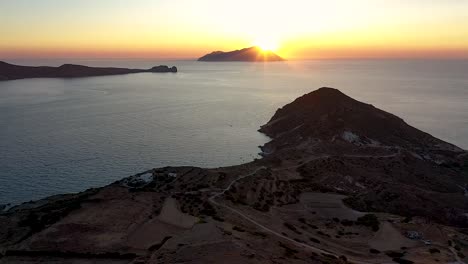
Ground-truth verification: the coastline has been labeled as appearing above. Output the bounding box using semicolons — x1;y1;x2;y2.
1;87;467;263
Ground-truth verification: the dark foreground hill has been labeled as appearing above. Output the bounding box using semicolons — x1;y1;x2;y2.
260;88;467;225
0;61;177;81
1;88;467;263
198;46;285;62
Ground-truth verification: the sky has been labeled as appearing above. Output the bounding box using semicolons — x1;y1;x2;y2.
1;0;468;59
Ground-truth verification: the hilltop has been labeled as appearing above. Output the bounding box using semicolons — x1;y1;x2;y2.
198;46;285;62
1;88;467;263
260;88;467;226
0;61;177;81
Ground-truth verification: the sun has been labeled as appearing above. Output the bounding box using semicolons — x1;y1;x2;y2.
253;38;279;52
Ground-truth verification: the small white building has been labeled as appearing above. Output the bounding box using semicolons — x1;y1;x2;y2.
405;231;422;240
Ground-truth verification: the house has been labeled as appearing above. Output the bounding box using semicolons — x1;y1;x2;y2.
405;231;422;240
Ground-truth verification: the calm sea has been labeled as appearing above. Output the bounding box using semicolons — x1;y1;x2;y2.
1;59;467;205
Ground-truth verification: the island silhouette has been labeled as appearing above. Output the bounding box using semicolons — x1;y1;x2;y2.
198;46;285;62
0;61;177;81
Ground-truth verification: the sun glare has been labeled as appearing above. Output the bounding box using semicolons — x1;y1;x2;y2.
253;38;279;52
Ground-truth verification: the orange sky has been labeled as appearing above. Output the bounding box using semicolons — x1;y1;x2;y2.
1;0;468;59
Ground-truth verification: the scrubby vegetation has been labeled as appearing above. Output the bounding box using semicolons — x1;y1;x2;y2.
251;231;267;238
392;258;414;264
17;192;92;234
309;237;320;244
279;242;298;257
340;219;354;226
233;226;245;232
385;251;405;258
356;214;380;231
212;215;224;222
284;222;302;235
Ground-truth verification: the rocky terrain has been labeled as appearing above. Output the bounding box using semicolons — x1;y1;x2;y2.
259;88;468;227
1;87;467;264
198;46;285;62
0;61;177;81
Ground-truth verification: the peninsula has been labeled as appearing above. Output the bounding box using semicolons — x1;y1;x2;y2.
0;61;177;81
1;88;467;264
198;46;285;62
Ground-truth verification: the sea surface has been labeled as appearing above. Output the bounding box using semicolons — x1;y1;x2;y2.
1;59;468;205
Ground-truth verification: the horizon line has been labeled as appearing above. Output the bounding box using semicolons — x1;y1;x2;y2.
2;57;468;62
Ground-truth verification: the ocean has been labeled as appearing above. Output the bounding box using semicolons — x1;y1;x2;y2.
1;59;467;205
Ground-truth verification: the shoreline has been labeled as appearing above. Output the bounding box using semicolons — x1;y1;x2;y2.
1;87;467;263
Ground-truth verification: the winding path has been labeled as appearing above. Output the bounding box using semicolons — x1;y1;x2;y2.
208;166;393;264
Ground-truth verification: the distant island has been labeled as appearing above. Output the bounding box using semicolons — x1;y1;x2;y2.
0;61;177;81
198;46;285;62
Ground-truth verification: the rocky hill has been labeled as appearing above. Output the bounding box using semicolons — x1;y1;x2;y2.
260;88;462;152
0;61;177;81
260;88;467;226
198;46;285;62
1;88;467;264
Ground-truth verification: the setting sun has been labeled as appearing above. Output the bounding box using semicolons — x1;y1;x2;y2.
1;1;468;59
252;38;279;52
